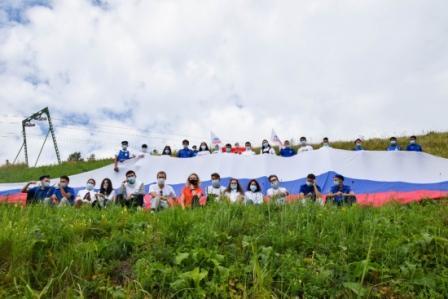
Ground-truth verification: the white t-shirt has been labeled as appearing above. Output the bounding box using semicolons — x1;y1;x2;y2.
148;184;176;197
121;181;145;197
298;145;314;152
196;151;211;156
244;191;264;205
207;185;226;197
267;187;289;197
241;150;256;156
98;190;116;201
76;189;97;202
224;190;243;203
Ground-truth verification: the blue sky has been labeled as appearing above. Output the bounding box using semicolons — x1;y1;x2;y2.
0;0;447;165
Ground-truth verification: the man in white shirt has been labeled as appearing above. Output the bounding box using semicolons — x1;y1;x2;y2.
137;144;149;158
266;175;289;204
117;170;145;208
241;141;256;156
206;173;226;201
75;178;97;207
148;171;177;211
297;137;314;152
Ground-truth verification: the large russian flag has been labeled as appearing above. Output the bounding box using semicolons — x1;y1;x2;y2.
1;148;448;206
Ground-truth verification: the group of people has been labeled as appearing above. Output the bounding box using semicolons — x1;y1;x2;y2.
22;171;356;211
113;136;424;171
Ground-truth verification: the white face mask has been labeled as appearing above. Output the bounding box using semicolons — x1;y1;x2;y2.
410;140;416;144
301;141;306;145
230;183;238;190
142;148;148;153
212;179;220;188
127;176;136;184
262;143;268;147
356;142;362;146
246;147;251;151
271;181;279;189
122;145;128;150
323;142;329;147
41;181;50;188
390;141;396;145
250;185;257;192
201;145;206;150
306;181;313;186
333;180;339;186
164;149;170;154
157;178;165;185
86;183;94;191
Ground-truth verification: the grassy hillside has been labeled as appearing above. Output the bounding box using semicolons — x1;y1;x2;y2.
0;202;447;298
0;131;446;184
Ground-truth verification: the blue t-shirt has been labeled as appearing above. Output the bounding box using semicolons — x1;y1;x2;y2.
117;149;131;162
406;143;422;152
387;144;401;151
28;186;54;202
353;145;364;151
177;148;195;158
280;147;296;157
330;184;352;202
299;184;321;195
49;186;75;203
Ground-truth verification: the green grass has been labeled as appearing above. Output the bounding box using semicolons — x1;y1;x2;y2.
0;131;446;184
1;201;447;298
0;159;113;184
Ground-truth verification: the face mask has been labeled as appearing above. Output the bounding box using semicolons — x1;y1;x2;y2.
390;141;396;145
59;182;67;188
41;181;50;188
250;185;257;192
212;179;220;188
284;144;290;148
301;141;306;146
201;145;206;150
122;145;128;150
230;183;237;190
86;183;94;191
226;148;231;153
164;149;170;154
333;180;339;186
246;147;251;151
410;140;416;144
189;178;198;185
127;176;136;184
142;148;148;153
323;143;329;147
262;143;268;147
306;181;313;186
157;178;165;185
271;181;279;189
183;144;189;149
356;143;362;146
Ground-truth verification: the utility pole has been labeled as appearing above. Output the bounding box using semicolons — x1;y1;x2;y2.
20;107;61;166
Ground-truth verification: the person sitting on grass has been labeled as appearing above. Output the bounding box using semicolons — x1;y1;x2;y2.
114;141;135;172
327;174;356;206
44;175;75;207
117;170;145;208
177;140;195;158
353;138;364;151
223;178;244;203
179;173;206;208
279;140;296;157
96;178;116;206
298;137;314;152
265;175;290;204
21;174;53;205
206;173;226;202
406;135;423;152
241;141;256;156
148;171;177;211
196;142;211;156
244;179;264;205
260;140;276;155
299;174;323;204
387;137;401;151
162;145;172;156
75;178;97;207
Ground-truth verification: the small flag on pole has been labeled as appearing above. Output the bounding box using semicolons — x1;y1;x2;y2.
210;131;222;145
271;129;283;147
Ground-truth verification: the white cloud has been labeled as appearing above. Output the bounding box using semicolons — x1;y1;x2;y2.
0;0;447;165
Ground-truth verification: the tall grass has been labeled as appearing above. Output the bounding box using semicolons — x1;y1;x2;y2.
0;201;447;298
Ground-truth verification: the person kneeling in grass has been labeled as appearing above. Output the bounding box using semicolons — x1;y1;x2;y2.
265;175;290;204
206;173;226;203
326;174;356;206
21;174;53;205
75;178;97;207
244;179;264;205
117;170;145;208
299;174;323;205
44;175;75;207
179;173;206;208
147;171;177;211
223;178;244;204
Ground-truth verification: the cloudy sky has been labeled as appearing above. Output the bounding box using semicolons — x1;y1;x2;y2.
0;0;447;165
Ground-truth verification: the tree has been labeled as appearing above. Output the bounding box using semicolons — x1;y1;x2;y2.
87;154;96;161
67;152;83;162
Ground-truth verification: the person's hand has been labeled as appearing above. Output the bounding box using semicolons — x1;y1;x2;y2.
336;191;343;196
114;166;119;172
